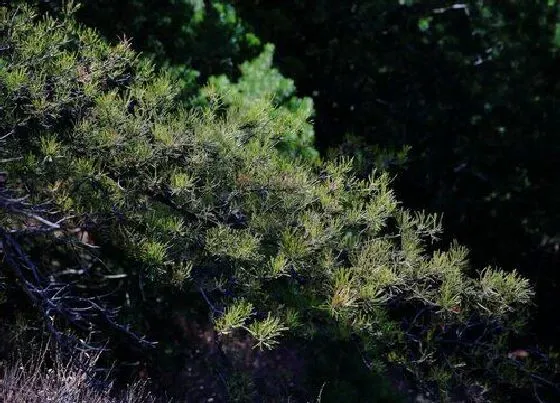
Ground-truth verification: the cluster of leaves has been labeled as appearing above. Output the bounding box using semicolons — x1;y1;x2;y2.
0;4;543;400
206;43;317;161
28;0;317;160
230;0;560;352
30;0;560;354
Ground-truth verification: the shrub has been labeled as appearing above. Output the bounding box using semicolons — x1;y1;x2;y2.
0;3;539;400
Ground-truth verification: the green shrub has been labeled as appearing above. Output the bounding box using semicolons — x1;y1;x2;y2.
0;4;538;400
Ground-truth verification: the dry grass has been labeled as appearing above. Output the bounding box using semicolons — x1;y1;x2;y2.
0;343;158;403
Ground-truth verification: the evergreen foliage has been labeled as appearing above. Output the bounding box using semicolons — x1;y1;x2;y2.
27;0;318;160
0;3;550;401
33;0;260;81
231;0;560;348
207;43;317;161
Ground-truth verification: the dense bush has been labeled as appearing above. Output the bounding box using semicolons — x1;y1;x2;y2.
0;3;551;401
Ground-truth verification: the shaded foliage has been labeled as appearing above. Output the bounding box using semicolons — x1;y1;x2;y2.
34;0;260;81
230;0;560;349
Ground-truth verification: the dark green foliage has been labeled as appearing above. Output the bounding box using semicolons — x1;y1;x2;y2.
34;0;260;80
230;0;560;349
0;4;543;400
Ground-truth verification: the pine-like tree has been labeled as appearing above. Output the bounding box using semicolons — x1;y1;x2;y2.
0;3;542;400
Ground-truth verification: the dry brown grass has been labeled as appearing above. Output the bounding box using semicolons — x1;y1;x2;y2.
0;343;158;403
